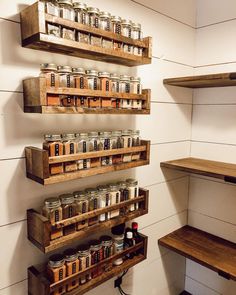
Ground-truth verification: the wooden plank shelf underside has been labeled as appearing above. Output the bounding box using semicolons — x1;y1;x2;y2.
160;157;236;183
163;72;236;88
158;226;236;281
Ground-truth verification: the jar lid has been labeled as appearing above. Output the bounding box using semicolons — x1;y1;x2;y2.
103;131;112;137
132;222;138;230
111;130;122;136
72;67;85;75
100;235;113;243
132;22;141;29
40;63;57;71
62;133;75;140
99;11;111;18
87;7;100;14
73;190;86;198
63;248;78;261
86;69;98;77
48;254;65;268
110;73;120;80
130;76;141;82
121;19;132;26
126;231;133;239
73;2;87;10
97;185;108;192
58;0;72;6
57;65;72;73
77;244;90;252
122;129;132;136
88;131;99;137
109;183;119;190
60;194;74;204
131;130;140;136
79;132;89;138
111;16;122;22
98;71;110;78
44;134;61;141
85;188;97;194
120;75;130;82
126;178;138;186
116;181;127;189
44;197;61;209
111;223;125;235
89;239;101;247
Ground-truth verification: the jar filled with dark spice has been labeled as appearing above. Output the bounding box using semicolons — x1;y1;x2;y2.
88;7;100;28
77;244;91;284
43;0;60;16
86;188;99;226
131;130;141;161
89;239;103;278
62;134;77;173
64;248;79;291
112;224;125;266
73;2;89;24
73;191;89;230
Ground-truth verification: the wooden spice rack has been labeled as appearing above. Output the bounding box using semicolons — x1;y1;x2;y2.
23;77;151;115
25;140;150;185
163;72;236;88
20;2;152;66
28;234;147;295
27;188;149;253
158;226;236;281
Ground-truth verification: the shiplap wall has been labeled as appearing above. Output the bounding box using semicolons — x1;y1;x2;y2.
0;0;195;294
186;1;236;294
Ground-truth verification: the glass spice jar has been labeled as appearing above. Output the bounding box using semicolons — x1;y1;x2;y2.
73;67;86;89
77;31;90;44
88;7;100;28
60;194;76;236
97;185;111;222
73;2;89;25
89;239;103;278
133;46;143;57
111;16;122;34
88;131;100;168
76;133;91;170
100;235;113;272
73;191;89;230
43;134;64;175
99;72;111;92
47;254;66;294
109;183;121;218
77;244;91;284
99;11;111;31
119;75;130;94
102;38;113;49
58;0;75;20
122;130;132;163
131;130;141;161
47;23;61;38
86;70;100;90
58;66;75;107
123;43;134;55
90;35;102;47
121;19;132;38
111;130;122;164
62;133;77;172
110;74;120;93
112;226;124;266
131;22;142;40
126;179;139;212
64;248;79;291
62;27;75;41
42;197;63;240
117;181;129;215
43;0;60;16
86;188;99;226
100;131;113;166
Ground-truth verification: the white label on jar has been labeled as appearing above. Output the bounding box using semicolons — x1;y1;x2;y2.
99;198;106;222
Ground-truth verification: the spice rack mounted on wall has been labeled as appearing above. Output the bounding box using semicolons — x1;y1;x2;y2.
23;77;151;114
28;234;147;295
28;188;149;253
25;140;150;185
20;2;152;67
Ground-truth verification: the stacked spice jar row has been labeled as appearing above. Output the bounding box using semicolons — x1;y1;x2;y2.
43;0;144;56
43;130;142;175
40;63;143;109
42;179;140;240
47;223;143;294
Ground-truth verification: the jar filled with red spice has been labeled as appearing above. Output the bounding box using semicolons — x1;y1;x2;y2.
47;254;66;295
62;133;77;172
63;248;79;291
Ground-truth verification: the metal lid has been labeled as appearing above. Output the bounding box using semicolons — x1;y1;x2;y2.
88;131;99;137
116;181;127;189
85;188;98;194
40;63;57;71
44;134;61;141
77;244;90;253
87;7;99;14
72;67;85;75
97;185;108;192
110;73;120;80
126;178;138;186
58;0;73;6
60;193;74;205
57;65;72;73
98;71;110;78
122;129;132;136
78;132;89;138
111;130;122;136
126;231;133;239
99;11;111;18
130;76;141;82
121;19;132;26
48;254;65;268
73;190;87;198
131;130;140;136
62;133;75;140
100;235;113;245
109;183;119;190
44;197;61;209
73;2;87;10
86;69;98;77
132;22;141;30
111;16;122;22
63;248;78;262
120;75;130;82
103;131;112;137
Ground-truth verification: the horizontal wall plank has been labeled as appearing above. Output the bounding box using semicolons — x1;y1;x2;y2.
185;276;219;295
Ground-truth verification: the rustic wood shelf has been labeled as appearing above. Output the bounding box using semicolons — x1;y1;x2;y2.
20;2;152;66
28;234;148;295
158;226;236;281
27;188;148;253
163;72;236;88
25;140;150;185
161;157;236;183
23;77;151;115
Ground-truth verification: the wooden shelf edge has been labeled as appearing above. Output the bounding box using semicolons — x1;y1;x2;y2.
158;225;236;281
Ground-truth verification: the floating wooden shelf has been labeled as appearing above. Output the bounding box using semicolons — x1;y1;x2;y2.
160;157;236;184
28;234;148;295
20;2;152;66
27;188;148;253
23;77;151;115
25;140;150;185
158;226;236;281
163;72;236;88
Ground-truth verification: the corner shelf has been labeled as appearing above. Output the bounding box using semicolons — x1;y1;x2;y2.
25;140;150;185
28;234;148;295
160;157;236;184
20;2;152;67
27;188;149;253
23;77;151;115
163;72;236;88
158;226;236;281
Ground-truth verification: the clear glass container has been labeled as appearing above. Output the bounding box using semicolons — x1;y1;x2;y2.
121;130;132;148
111;130;122;164
88;7;100;28
88;131;100;168
100;235;113;271
62;27;75;41
58;0;74;20
63;248;79;291
47;254;66;286
130;77;142;94
60;193;76;219
117;181;129;215
131;22;142;40
89;239;103;278
86;70;100;90
73;2;89;24
113;234;124;266
42;197;62;224
97;185;111;222
76;133;91;170
133;46;143;57
109;183;121;218
86;188;99;225
62;133;77;172
77;31;90;44
99;11;111;31
123;44;134;55
43;0;60;16
110;74;120;93
111;16;122;34
119;75;130;93
98;72;111;92
47;23;61;38
126;178;139;212
90;35;102;47
72;67;86;89
121;19;132;38
99;131;112;166
57;66;75;106
131;130;141;161
73;191;89;230
77;244;91;284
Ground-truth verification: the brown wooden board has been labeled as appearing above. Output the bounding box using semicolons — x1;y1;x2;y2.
158;226;236;281
27;188;149;253
160;157;236;183
163;72;236;88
